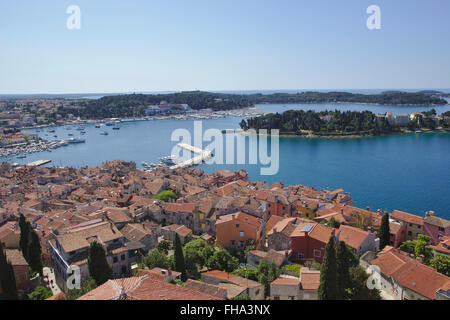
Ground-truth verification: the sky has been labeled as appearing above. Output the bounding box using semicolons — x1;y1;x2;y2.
0;0;450;94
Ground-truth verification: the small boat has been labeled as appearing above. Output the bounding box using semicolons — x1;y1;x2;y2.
17;155;26;159
68;133;74;136
100;131;108;135
95;124;101;128
112;125;120;130
81;131;86;134
105;122;115;126
53;135;58;138
48;129;55;133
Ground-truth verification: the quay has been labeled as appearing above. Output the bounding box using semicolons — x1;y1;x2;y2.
27;160;52;167
170;143;212;169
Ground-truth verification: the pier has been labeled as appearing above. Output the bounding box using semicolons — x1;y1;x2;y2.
170;143;212;169
27;160;52;167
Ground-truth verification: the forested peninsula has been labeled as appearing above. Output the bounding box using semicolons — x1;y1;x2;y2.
58;91;447;119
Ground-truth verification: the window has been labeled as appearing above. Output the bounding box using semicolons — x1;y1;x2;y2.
273;296;280;300
235;224;240;228
313;250;321;258
201;223;205;229
408;231;412;236
409;223;413;227
240;231;245;237
231;240;235;245
297;253;304;260
121;254;125;261
199;213;204;220
113;256;118;263
438;227;444;232
417;225;421;229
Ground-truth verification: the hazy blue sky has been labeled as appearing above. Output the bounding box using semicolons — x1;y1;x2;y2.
1;0;449;93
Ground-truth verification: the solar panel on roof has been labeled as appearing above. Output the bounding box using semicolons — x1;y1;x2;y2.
301;224;313;232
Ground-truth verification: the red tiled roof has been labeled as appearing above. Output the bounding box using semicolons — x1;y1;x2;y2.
272;276;300;286
78;274;220;300
391;210;423;226
371;249;411;277
391;260;450;300
337;225;370;250
300;268;321;290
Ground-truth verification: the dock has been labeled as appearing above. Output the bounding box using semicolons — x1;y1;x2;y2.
170;143;212;169
27;160;52;167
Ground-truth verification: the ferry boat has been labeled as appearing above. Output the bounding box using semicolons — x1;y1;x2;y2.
68;137;86;144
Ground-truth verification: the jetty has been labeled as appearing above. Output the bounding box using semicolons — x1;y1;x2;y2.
170;143;212;169
27;160;52;167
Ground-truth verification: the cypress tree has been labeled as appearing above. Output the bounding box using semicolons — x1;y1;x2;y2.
0;244;18;300
378;212;391;250
318;236;339;300
173;234;187;281
19;215;30;261
88;241;113;286
27;228;43;274
336;241;352;299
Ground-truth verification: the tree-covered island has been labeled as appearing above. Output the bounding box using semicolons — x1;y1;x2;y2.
239;109;450;137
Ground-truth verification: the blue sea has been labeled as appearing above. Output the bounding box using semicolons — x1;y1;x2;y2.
11;102;450;219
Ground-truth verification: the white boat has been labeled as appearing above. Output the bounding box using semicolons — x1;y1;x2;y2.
100;131;109;135
68;137;85;143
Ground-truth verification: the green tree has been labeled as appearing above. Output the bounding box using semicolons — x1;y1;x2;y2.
28;286;52;300
399;234;433;264
153;190;178;202
429;254;450;277
328;217;341;228
173;234;187;281
64;278;97;300
157;240;172;255
206;248;239;273
378;212;391;250
336;241;352;299
19;215;30;261
0;244;18;300
142;248;172;270
347;266;381;300
27;228;43;275
88;241;113;286
318;237;339;300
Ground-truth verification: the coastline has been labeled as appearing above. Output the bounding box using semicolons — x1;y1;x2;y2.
239;128;450;139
